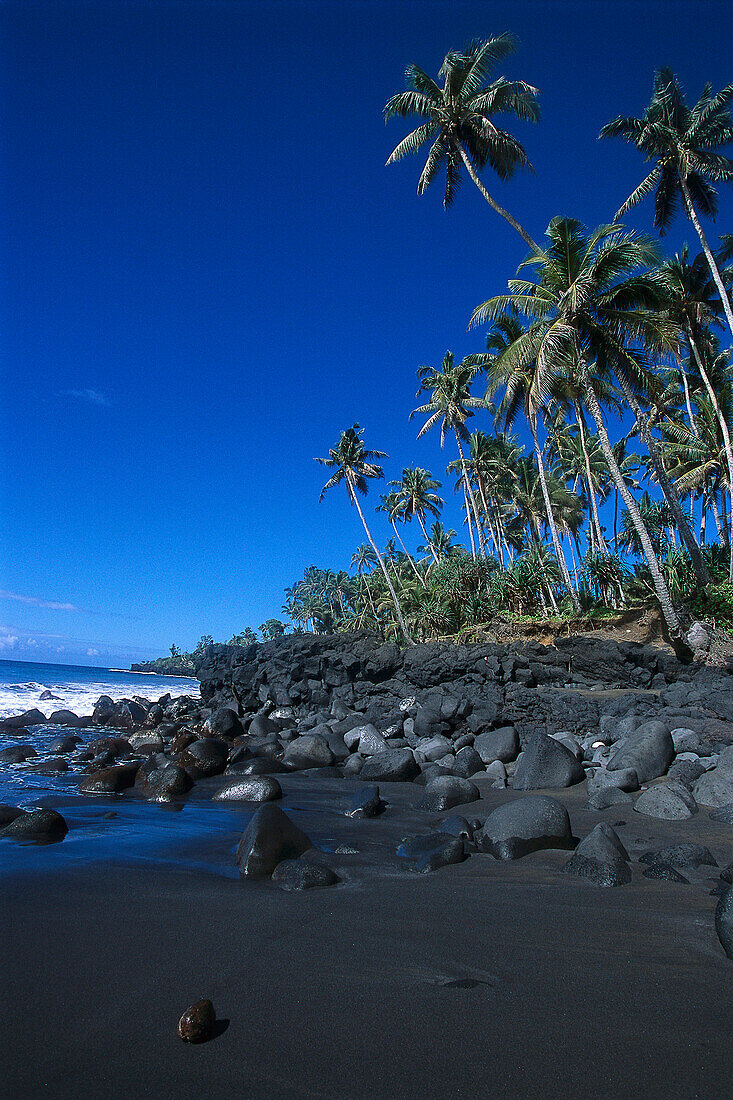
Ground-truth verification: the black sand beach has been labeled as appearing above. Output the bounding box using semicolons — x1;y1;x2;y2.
2;777;732;1100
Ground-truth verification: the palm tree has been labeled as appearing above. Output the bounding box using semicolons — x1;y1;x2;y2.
410;350;487;560
350;543;379;623
418;521;458;563
316;425;411;641
471;217;685;644
480;316;582;610
600;69;733;340
389;467;444;565
610;439;642;549
384;35;541;252
376;490;425;585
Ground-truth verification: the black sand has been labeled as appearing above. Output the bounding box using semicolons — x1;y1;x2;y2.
2;777;732;1099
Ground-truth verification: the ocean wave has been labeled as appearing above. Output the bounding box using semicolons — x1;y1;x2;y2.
0;677;197;720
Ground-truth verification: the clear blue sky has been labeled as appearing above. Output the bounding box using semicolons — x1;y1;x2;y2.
1;0;731;665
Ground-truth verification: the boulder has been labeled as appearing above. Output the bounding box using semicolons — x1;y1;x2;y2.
452;746;483;778
271;859;339;891
396;832;467;874
1;808;68;841
710;803;733;824
693;766;733;808
357;727;389;756
343;723;380;752
563;823;631;888
207;707;244;740
417;775;481;812
419;735;454;763
473;726;519;765
236;804;313;878
607;720;674;784
475;795;573;860
359;748;419;783
282;735;334;770
439;815;475;840
587;786;634;810
49;735;81;753
1;708;47;729
213;776;282;802
587;767;639;795
0;804;24;827
92;696;116;724
177;738;229;779
512;732;585;791
643;862;690;884
227;757;286;776
344;786;385;818
27;757;69;775
79;763;139;795
639;844;718;870
0;745;37;763
634;780;698;820
136;762;192;801
48;710;80;726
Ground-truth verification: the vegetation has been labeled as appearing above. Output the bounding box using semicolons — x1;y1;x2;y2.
139;43;733;661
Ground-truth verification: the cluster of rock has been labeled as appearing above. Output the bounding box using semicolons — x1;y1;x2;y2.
1;631;731;956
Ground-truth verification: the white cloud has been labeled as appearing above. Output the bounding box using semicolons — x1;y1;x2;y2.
0;590;84;612
63;388;110;407
25;637;39;647
0;633;18;650
86;647;99;657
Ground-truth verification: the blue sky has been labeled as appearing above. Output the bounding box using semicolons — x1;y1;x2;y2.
1;0;731;665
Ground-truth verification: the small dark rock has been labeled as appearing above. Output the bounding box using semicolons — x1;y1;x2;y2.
1;808;68;841
178;999;216;1043
642;862;690;884
271;859;339;890
344;786;385;818
213;776;282;802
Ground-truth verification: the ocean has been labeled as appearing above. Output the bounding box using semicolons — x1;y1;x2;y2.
0;658;199;808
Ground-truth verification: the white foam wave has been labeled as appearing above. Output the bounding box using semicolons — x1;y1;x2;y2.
0;677;197;720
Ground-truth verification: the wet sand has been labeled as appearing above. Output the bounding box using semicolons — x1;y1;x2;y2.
2;777;732;1099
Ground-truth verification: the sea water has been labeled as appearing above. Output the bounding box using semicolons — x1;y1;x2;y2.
0;658;198;806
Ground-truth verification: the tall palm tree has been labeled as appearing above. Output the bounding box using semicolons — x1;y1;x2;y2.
350;543;379;623
377;491;425;585
389;467;444;565
410;350;487;561
600;69;733;339
316;425;412;641
418;521;458;563
480;316;582;609
471;217;686;644
384;35;541;252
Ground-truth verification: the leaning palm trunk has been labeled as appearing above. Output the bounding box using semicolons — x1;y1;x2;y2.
616;374;710;589
457;146;542;255
688;329;733;581
391;520;426;587
710;487;726;546
416;512;439;566
455;433;487;560
350;486;412;642
577;364;683;642
574;401;607;552
528;418;582;612
679;173;733;342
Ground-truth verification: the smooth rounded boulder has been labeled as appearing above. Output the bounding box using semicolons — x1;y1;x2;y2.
396;832;467;873
475;795;573;860
236;804;313;878
1;808;68;841
473;726;519;765
213;776;282;802
0;745;37;763
417;775;480;812
282;735;334;771
135;761;193;801
1;708;47;729
79;763;139;795
634;780;698;820
48;710;81;726
512;732;585;791
606;720;674;784
359;748;419;783
177;738;229;779
563;823;631;887
271;859;339;890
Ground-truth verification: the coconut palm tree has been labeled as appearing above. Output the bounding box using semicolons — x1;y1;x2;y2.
316;425;412;641
480;316;582;609
410;351;488;560
389;468;444;565
600;69;733;339
376;490;425;585
418;521;459;563
384;35;541;252
350;543;379;623
471;217;685;644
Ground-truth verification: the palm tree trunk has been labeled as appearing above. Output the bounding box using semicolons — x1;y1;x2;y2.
710;488;726;546
360;572;378;623
722;490;730;548
350;487;412;643
528;417;582;612
700;490;707;545
681;369;696;432
416;512;440;565
461;484;477;559
616;372;710;588
457;146;542;255
578;363;683;642
455;433;486;560
688;328;733;580
574;402;607;553
679;173;733;341
391;520;425;586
